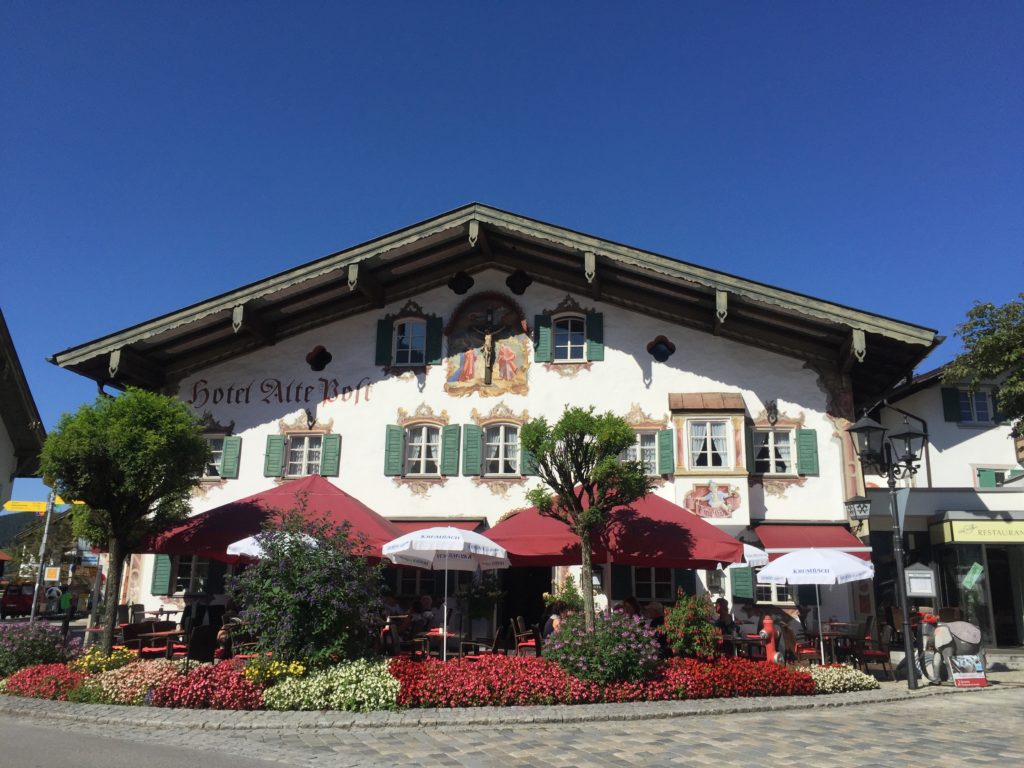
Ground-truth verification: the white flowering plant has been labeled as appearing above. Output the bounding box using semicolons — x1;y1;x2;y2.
262;658;399;712
809;664;881;694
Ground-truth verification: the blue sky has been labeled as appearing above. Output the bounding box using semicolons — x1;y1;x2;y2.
2;3;1021;501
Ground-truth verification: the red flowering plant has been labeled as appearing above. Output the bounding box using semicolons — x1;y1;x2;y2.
3;663;86;701
150;661;264;710
663;592;721;659
917;612;939;625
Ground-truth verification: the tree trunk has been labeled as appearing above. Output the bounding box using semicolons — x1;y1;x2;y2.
100;537;126;656
580;533;595;632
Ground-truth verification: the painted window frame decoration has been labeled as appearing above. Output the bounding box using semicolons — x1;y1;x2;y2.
444;291;531;398
384;405;457;495
744;404;818;497
196;414;240;482
464;402;535;496
264;414;340;479
375;300;443;372
533;294;604;376
685;418;734;470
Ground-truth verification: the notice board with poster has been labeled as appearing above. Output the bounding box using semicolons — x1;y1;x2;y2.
947;654;988;688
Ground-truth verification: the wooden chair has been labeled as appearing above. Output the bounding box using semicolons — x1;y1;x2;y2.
781;624;820;667
513;620;541;657
461;626;506;659
170;624;218;664
139;620;183;659
852;632;894;680
120;620;156;652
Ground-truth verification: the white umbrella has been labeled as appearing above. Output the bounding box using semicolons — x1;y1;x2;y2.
382;527;509;660
756;548;874;662
226;532;317;558
726;543;769;568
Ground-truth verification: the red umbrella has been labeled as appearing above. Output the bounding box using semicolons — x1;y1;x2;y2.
487;492;743;569
144;475;402;561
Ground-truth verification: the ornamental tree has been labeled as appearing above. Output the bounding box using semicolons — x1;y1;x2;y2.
39;388;209;654
520;406;655;631
228;503;385;667
942;293;1024;437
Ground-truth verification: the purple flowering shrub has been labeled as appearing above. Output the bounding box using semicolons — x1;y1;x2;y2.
543;610;661;684
228;502;385;668
0;621;82;678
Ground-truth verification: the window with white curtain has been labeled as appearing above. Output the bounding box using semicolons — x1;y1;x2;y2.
753;429;793;474
688;419;730;468
405;424;440;475
484;424;519;475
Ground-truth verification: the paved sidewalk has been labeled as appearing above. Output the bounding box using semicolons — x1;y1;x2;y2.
1;669;1022;730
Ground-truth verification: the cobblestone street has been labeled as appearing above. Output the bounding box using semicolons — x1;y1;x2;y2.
2;681;1021;767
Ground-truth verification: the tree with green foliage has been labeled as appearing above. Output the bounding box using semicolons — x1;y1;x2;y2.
942;293;1024;437
39;388;209;654
228;504;385;667
520;406;655;631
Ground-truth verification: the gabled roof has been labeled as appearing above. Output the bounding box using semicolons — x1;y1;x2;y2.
49;204;939;407
0;308;45;477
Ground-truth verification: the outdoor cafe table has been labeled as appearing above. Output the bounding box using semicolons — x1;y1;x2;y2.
818;622;858;663
417;628;461;658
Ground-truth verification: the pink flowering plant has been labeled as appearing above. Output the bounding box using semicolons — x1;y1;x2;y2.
544;610;661;684
68;659;182;705
3;663;86;700
150;660;264;710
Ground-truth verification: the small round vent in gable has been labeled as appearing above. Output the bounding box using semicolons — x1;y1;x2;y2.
305;345;333;372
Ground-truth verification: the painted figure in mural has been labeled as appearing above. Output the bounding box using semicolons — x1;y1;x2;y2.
457;346;478;382
497;342;518;380
702;481;731;513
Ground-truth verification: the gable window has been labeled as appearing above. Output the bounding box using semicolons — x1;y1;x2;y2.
688;420;730;468
959;390;992;423
287;434;322;477
621;432;659;476
553;315;586;362
484;424;519;476
394;319;427;367
752;429;793;474
405;424;441;476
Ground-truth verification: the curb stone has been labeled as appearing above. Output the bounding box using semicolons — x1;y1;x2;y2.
0;679;1004;731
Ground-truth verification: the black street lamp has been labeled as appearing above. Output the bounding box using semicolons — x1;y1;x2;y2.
848;413;927;690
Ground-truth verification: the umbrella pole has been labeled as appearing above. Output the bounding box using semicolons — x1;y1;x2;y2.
816;584;825;663
442;562;448;662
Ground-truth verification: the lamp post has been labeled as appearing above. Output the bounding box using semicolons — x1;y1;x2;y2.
848;414;927;690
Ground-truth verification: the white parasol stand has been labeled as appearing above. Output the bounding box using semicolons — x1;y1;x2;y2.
756;548;875;662
382;527;509;660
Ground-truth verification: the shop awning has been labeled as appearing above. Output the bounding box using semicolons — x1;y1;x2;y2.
389;519;484;534
756;524;871;561
487;492;744;568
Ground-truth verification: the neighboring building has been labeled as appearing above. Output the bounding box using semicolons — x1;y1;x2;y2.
49;204;938;624
864;368;1024;647
0;308;45;507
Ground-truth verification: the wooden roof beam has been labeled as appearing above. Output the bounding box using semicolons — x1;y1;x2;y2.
346;262;385;308
231;303;276;346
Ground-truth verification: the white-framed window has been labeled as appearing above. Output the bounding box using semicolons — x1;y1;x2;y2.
634;567;674;601
752;429;794;474
394;319;427;367
687;419;730;469
287;434;323;477
484;424;519;476
174;556;209;594
553;315;586;362
959;390;992;423
621;432;659;476
405;424;440;476
754;577;793;604
203;436;225;478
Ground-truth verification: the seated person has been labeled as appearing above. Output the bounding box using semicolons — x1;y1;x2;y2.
410;594;436;634
714;597;737;634
543;600;566;639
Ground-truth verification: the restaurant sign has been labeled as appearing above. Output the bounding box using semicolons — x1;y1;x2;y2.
930;520;1024;545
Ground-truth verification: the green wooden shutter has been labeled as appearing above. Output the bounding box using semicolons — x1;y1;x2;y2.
440;424;461;476
426;316;444;365
375;318;393;366
263;435;286;477
730;566;754;601
745;427;756;474
977;468;998;488
520;446;537;476
673;568;697;598
384;425;404;476
941;387;961;422
657;428;674;475
462;425;482;476
795;429;819;476
320;434;341;476
534;314;552;363
610;565;632;601
586;311;604;361
220;436;242;479
206;559;227;594
151;555;173;596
